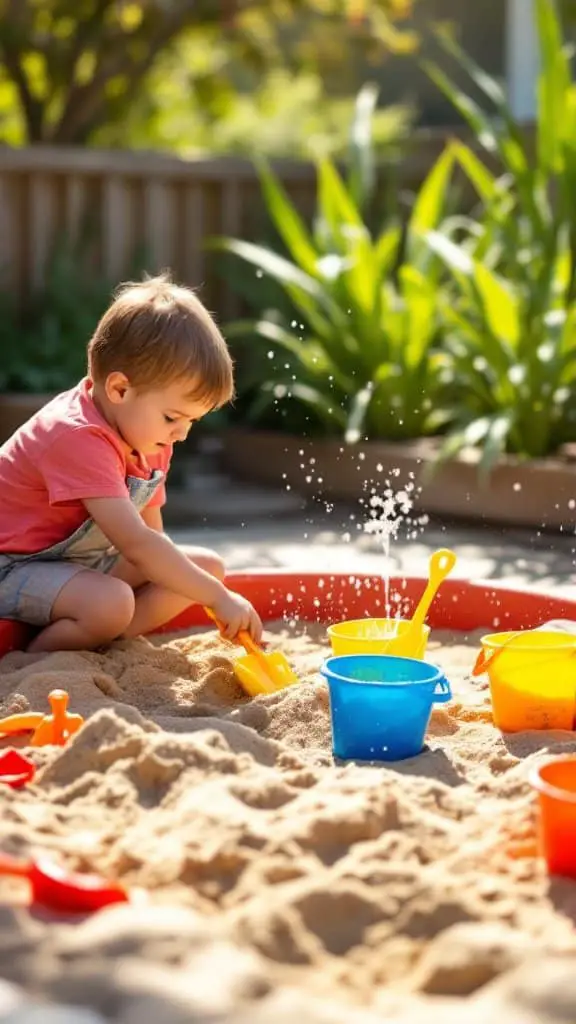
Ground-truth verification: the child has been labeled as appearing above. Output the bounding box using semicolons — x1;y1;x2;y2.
0;273;263;653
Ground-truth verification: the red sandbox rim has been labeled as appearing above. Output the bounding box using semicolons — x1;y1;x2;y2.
1;570;575;657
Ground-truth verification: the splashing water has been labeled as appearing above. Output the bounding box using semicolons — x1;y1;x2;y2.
363;475;429;633
364;492;405;626
287;448;430;633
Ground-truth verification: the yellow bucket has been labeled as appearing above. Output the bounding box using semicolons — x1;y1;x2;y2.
327;618;430;660
473;630;576;732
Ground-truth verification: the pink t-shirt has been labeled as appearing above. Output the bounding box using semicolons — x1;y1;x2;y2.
0;378;172;554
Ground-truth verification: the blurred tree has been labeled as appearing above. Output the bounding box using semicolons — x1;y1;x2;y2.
0;0;417;146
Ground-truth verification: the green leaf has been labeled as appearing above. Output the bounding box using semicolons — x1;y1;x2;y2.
560;303;576;358
425;230;474;277
438;416;493;463
249;318;353;390
409;143;455;235
451;141;498;202
473;262;520;348
535;0;570;173
399;266;437;369
551;224;572;305
213;237;320;297
478;412;514;477
212;236;342;324
435;27;506;109
345;382;374;443
423;61;498;153
318;158;364;241
257;160;319;277
374;224;402;275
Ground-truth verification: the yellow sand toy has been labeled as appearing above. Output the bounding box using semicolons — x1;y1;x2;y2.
473;629;576;732
205;606;299;697
328;549;457;659
0;689;84;746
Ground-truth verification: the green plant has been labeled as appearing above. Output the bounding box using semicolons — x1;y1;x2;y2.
214;87;457;441
421;0;576;470
0;239;143;394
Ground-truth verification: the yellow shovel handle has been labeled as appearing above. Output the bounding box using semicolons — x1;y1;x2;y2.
204;607;265;662
411;548;458;632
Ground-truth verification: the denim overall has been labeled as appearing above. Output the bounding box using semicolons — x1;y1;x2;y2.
0;470;163;626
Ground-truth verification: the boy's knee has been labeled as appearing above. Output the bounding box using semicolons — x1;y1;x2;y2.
93;579;135;637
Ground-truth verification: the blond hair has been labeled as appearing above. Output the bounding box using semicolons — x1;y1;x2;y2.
87;273;234;408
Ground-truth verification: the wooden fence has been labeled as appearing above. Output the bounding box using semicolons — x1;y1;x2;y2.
0;133;454;318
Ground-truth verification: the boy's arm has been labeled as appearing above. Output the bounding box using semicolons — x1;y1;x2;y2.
83;496;261;640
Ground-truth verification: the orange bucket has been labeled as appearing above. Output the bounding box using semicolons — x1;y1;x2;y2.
472;630;576;732
530;756;576;878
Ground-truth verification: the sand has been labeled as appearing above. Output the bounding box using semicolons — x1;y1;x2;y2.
0;622;575;1023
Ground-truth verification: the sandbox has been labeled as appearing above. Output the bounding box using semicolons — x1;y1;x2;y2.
3;568;576;656
0;570;576;1023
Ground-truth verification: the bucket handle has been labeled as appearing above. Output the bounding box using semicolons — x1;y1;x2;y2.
472;630;576;677
472;631;526;677
433;678;452;703
472;648;496;677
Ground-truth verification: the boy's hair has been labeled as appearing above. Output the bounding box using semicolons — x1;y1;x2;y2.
87;273;234;408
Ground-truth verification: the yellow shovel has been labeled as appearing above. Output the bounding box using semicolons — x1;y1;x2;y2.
401;548;458;653
204;607;299;698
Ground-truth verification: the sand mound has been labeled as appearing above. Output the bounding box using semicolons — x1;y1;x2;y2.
0;623;576;1022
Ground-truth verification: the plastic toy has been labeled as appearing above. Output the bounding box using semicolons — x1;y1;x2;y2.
401;549;457;651
0;690;84;746
0;750;36;788
321;653;451;761
472;630;576;731
530;755;576;878
328;549;457;660
328;617;431;659
0;850;129;913
205;607;298;696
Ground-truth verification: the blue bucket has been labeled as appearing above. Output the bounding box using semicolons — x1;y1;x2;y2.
321;654;452;762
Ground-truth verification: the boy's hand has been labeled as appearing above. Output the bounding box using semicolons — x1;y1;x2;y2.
211;590;263;643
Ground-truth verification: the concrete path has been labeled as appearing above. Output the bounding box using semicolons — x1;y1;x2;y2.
170;507;576;598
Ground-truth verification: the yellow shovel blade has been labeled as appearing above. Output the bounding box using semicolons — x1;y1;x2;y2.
234;652;299;697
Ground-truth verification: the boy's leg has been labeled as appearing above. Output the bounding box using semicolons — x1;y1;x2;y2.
109;545;225;637
28;570;136;653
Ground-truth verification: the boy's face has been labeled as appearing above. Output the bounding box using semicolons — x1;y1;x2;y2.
109;377;214;454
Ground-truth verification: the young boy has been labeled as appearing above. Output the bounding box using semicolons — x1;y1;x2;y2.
0;274;262;653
